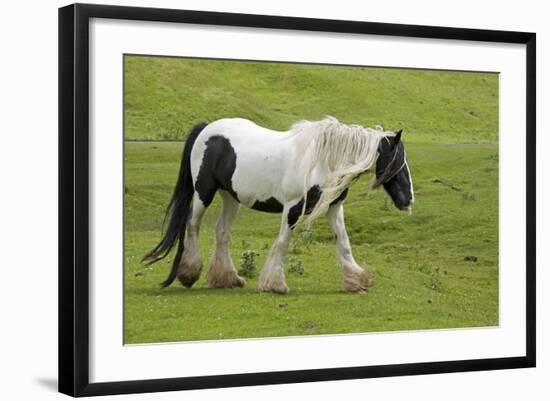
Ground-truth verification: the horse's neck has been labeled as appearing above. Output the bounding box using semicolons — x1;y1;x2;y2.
285;131;317;172
298;124;380;173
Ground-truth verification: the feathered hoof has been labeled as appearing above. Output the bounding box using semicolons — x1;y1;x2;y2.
178;272;201;288
258;281;289;294
344;269;374;292
177;257;202;288
207;269;246;289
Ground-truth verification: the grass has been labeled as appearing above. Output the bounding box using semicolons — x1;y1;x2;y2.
124;142;498;343
124;55;499;344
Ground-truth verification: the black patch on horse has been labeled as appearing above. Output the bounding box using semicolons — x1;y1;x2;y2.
287;187;348;228
195;135;239;206
252;197;284;213
373;132;405;189
373;130;413;210
331;188;349;206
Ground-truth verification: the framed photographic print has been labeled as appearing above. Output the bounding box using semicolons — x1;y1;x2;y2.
58;3;536;397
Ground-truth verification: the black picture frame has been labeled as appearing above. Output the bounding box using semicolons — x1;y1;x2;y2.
58;3;536;397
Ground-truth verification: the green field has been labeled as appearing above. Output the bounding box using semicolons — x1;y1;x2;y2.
124;56;499;344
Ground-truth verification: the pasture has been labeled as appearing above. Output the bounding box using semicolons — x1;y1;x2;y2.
124;56;498;344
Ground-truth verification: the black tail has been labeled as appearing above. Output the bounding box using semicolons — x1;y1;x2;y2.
142;122;208;288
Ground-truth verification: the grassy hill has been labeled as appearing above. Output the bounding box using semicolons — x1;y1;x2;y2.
124;55;498;143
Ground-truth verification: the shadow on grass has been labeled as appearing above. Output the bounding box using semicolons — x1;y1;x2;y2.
125;286;356;297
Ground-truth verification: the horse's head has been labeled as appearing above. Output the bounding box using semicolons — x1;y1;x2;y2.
373;130;414;212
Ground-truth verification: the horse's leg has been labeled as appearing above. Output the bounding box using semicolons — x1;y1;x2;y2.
326;203;374;292
258;207;292;294
206;190;245;288
177;192;206;287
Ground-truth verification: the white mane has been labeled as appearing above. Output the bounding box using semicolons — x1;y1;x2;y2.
289;116;393;224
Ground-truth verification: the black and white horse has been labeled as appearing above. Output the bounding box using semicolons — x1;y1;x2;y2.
144;117;414;293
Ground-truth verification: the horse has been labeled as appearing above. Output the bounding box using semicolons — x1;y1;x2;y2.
143;117;414;294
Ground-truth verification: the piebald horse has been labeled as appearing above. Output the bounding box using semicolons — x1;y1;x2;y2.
144;117;414;294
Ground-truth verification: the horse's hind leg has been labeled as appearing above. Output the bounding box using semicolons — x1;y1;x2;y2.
206;190;245;288
326;203;373;292
177;193;206;287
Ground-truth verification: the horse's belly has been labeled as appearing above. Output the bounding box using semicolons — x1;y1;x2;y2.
231;151;299;209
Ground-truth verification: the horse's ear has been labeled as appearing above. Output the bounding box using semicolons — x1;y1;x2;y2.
392;129;402;149
395;129;403;143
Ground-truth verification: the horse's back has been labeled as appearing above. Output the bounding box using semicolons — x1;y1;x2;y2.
207;117;287;139
190;118;299;207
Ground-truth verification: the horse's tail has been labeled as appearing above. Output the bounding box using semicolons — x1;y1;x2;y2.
142;122;208;288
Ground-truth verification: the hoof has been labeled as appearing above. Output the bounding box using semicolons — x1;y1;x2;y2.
176;256;202;288
207;270;246;289
344;269;374;292
258;268;289;294
178;273;200;288
258;281;289;294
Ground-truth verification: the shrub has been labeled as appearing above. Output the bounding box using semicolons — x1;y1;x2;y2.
238;249;259;278
287;256;304;275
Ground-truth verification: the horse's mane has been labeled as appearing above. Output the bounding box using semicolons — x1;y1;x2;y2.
289;116;393;224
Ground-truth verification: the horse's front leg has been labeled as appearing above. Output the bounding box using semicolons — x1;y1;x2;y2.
258;207;293;294
326;203;374;292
